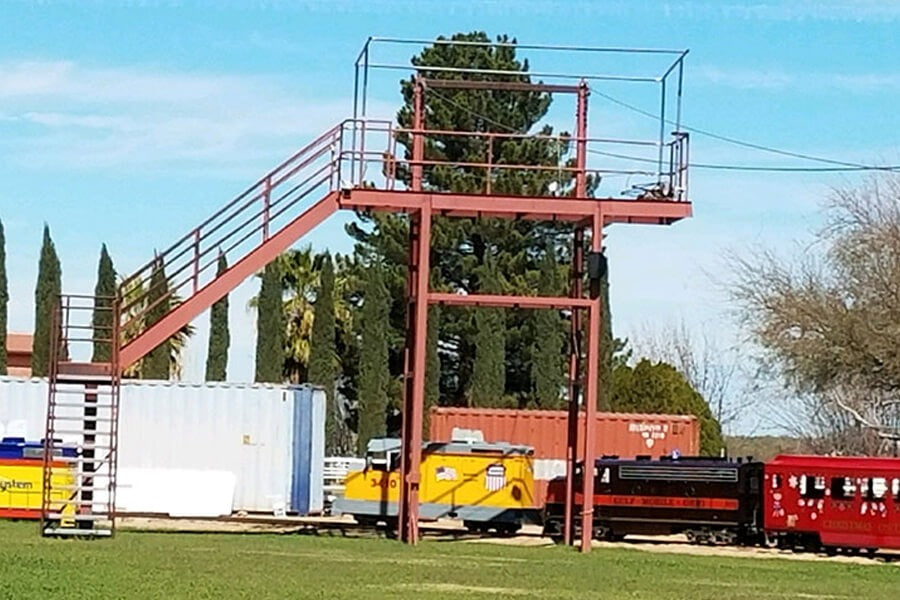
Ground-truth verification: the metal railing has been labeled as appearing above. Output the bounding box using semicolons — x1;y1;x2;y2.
117;118;689;357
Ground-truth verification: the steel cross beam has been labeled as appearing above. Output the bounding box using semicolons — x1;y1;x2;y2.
339;189;691;225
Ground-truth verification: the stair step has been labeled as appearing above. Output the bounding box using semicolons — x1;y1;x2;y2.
50;497;113;505
45;513;112;521
49;501;115;510
55;457;113;465
53;382;113;401
43;527;113;538
52;416;116;423
53;484;113;492
78;444;115;451
49;430;113;436
57;361;113;376
55;377;116;386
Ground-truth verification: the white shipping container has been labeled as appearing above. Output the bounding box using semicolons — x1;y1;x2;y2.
0;377;325;516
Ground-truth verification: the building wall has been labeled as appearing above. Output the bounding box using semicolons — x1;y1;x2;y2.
5;333;32;377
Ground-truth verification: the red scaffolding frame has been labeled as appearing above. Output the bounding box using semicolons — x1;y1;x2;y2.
348;73;688;550
95;38;692;551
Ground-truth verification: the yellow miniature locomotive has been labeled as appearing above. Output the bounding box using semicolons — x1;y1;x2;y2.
335;438;537;533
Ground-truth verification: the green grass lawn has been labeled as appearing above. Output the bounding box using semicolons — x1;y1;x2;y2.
0;522;896;599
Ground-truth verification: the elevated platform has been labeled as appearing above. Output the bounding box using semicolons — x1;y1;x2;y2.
341;188;691;225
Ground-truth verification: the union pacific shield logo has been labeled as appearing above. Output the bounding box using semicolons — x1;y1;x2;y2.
485;464;506;492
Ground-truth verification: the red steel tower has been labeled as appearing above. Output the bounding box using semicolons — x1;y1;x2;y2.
41;38;691;552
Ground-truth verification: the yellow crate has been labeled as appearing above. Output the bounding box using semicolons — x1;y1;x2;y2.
0;459;76;520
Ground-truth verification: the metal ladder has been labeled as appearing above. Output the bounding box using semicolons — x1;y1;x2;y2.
41;294;120;537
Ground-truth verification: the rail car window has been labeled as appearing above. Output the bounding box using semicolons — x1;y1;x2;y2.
800;475;826;499
831;477;857;500
863;478;888;501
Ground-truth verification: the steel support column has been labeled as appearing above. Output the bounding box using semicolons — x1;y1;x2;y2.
579;207;603;553
398;76;428;544
563;227;583;546
573;79;596;552
398;203;431;544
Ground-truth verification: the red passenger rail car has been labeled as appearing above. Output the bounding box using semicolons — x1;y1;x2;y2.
545;453;900;554
764;455;900;553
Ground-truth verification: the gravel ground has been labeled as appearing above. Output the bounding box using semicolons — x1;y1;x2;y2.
117;515;899;565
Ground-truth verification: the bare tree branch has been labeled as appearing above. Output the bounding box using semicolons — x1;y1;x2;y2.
727;173;900;454
629;319;747;432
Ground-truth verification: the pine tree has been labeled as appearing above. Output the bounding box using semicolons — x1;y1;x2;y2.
142;257;171;379
91;245;116;363
357;261;390;454
205;253;230;381
32;225;62;377
533;247;564;408
470;253;507;407
309;254;339;452
255;260;284;383
0;219;7;375
347;32;594;406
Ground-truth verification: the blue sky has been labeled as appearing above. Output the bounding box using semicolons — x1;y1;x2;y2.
1;1;898;433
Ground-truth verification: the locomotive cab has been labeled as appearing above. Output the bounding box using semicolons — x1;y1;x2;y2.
544;456;764;545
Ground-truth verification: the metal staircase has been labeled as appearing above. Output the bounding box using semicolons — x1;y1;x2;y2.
40;120;355;536
41;294;120;537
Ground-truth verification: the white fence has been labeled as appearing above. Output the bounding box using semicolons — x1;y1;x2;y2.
323;456;365;513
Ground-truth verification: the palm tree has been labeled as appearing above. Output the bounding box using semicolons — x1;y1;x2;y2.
248;247;358;383
119;277;195;379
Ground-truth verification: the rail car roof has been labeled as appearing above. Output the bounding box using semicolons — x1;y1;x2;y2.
768;454;900;471
365;437;533;455
596;457;752;467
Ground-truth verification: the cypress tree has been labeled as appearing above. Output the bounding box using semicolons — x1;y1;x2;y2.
32;225;62;377
91;244;116;363
255;260;283;383
205;253;230;381
470;253;507;407
598;256;613;410
533;248;564;408
0;219;7;375
424;301;441;437
308;254;338;452
357;261;389;455
142;257;171;379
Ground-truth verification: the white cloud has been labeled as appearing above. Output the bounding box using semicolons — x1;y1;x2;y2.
694;66;795;90
695;65;900;93
0;59;397;174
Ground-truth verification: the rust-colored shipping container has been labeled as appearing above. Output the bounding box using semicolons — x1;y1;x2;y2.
429;407;699;459
429;407;700;507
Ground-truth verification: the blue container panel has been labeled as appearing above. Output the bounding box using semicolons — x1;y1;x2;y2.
291;388;312;515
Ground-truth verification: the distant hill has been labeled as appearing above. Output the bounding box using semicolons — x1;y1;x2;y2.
725;435;807;462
